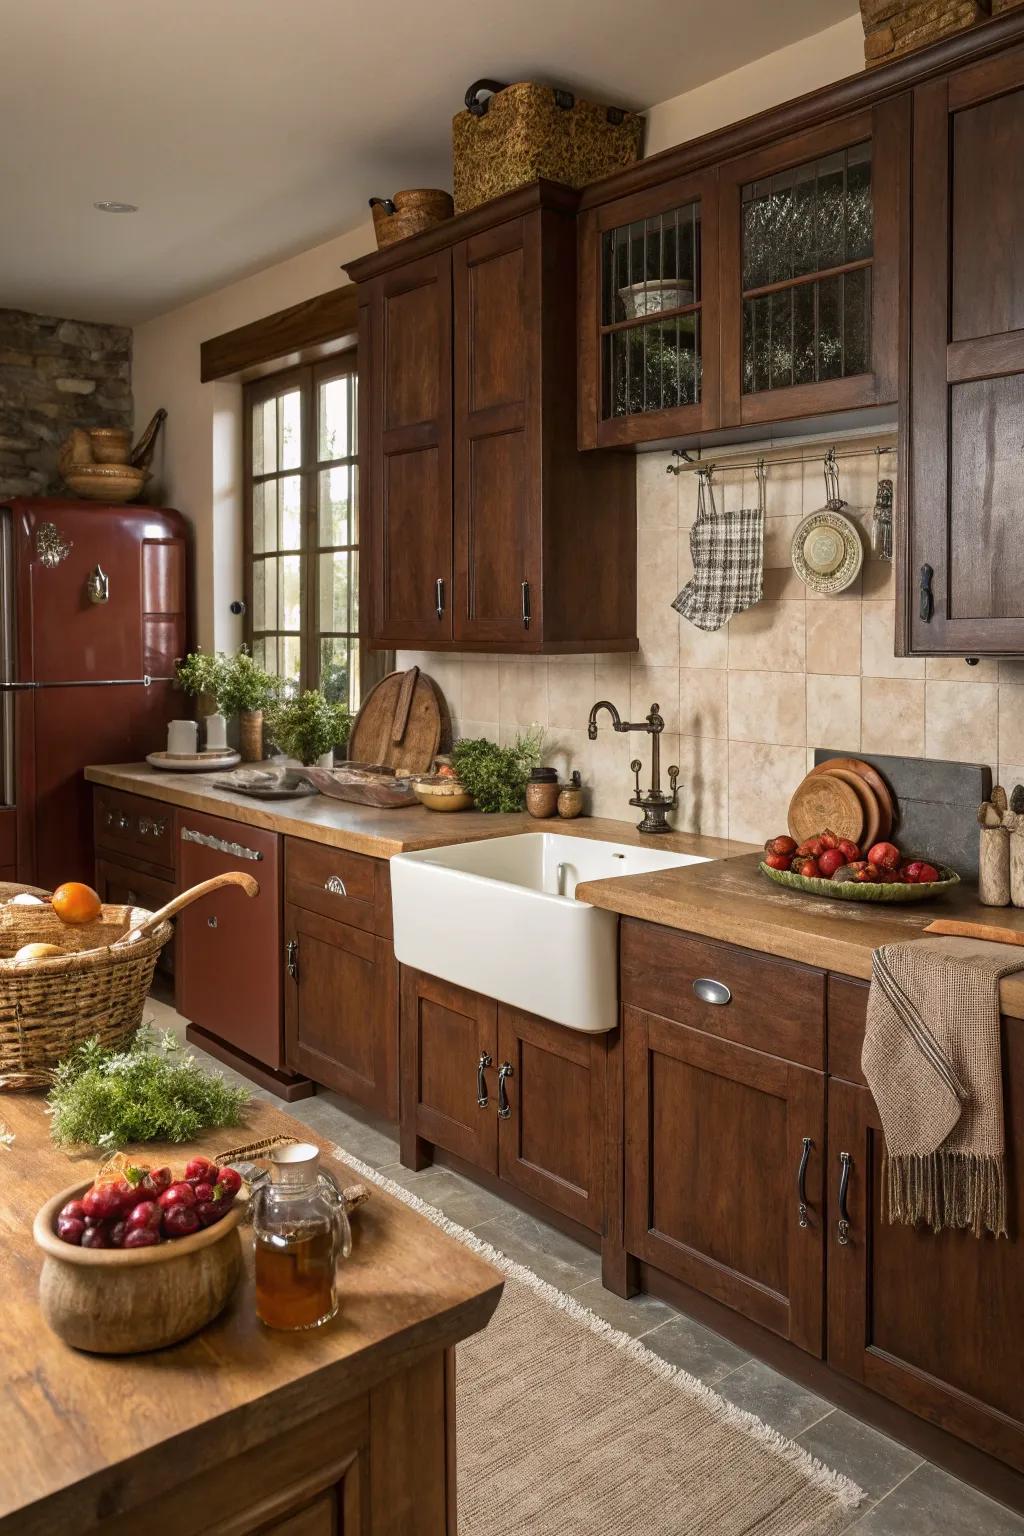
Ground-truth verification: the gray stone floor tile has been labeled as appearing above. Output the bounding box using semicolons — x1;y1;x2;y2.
567;1278;678;1337
797;1411;923;1503
470;1208;601;1290
849;1463;1024;1535
375;1162;511;1228
715;1357;836;1438
640;1312;751;1386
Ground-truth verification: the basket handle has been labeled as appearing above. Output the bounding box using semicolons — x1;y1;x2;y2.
368;196;396;215
115;871;259;946
464;79;507;116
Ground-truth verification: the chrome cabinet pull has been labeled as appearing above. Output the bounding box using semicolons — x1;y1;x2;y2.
521;580;531;629
324;875;348;897
497;1061;513;1119
693;977;731;1006
435;577;445;620
181;827;263;861
138;816;166;838
286;939;298;979
476;1051;492;1108
796;1137;813;1229
837;1151;852;1246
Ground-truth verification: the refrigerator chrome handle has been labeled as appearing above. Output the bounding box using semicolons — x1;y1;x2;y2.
0;675;174;690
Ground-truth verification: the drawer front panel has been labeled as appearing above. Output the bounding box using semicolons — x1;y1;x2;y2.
285;837;391;937
94;787;175;873
827;974;869;1087
621;919;825;1068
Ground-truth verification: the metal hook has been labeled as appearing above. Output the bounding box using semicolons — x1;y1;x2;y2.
823;447;846;512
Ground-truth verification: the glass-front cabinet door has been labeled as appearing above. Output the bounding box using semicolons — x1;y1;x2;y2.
719;100;906;427
577;171;719;447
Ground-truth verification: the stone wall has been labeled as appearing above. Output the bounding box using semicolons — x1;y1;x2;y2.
860;0;991;65
0;308;132;499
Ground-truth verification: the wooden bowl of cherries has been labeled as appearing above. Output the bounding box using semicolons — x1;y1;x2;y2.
33;1153;247;1354
759;830;959;904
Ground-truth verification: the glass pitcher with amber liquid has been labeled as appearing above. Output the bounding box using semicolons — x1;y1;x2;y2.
251;1143;352;1330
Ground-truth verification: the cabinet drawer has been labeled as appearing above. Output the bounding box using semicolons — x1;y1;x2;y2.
94;787;175;874
285;838;391;937
827;974;868;1087
621;919;825;1069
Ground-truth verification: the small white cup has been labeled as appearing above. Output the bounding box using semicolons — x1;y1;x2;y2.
167;719;199;756
204;712;228;751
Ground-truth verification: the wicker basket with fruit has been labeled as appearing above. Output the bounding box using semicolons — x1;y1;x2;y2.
759;831;959;903
0;873;258;1092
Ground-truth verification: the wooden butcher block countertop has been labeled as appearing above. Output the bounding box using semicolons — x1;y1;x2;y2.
85;763;752;862
0;1097;503;1535
577;851;1024;1020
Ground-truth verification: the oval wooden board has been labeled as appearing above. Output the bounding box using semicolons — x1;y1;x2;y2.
807;757;894;840
347;667;452;774
788;772;864;845
827;766;881;850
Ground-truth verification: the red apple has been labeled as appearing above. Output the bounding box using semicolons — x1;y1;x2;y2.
796;858;821;878
867;841;901;872
764;835;797;857
817;848;847;878
837;839;861;862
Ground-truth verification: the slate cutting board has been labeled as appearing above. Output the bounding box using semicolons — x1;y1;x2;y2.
814;749;992;880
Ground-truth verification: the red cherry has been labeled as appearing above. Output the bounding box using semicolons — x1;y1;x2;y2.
125;1200;161;1232
215;1167;242;1198
56;1215;85;1245
59;1199;86;1223
196;1198;230;1228
192;1182;215;1204
108;1220;127;1248
184;1156;219;1183
82;1184;121;1221
138;1166;172;1198
81;1225;111;1249
162;1204;200;1239
124;1227;161;1248
158;1181;197;1211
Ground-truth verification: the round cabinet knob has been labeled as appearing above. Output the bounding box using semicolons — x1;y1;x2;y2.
692;977;731;1006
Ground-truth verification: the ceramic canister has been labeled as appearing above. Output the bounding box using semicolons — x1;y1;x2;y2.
168;719;199;756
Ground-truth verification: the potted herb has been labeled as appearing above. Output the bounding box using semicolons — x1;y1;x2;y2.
176;648;280;762
268;689;351;767
450;727;544;813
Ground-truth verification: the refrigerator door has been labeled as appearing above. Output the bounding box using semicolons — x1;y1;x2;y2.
0;509;14;805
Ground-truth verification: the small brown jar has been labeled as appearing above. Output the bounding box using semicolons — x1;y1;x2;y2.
526;766;560;818
557;770;584;819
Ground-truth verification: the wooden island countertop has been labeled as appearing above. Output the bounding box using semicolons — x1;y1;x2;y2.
577;851;1024;1020
0;1097;503;1536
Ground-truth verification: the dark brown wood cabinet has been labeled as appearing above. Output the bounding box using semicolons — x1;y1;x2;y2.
347;182;637;654
903;43;1024;655
623;1005;826;1355
399;967;607;1232
94;786;178;982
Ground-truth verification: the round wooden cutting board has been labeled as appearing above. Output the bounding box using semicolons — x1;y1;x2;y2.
788;772;865;845
807;757;894;840
347;666;452;773
826;766;881;850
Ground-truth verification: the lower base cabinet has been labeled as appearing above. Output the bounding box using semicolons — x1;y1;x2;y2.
95;855;177;980
284;902;398;1118
623;1005;825;1356
400;967;607;1232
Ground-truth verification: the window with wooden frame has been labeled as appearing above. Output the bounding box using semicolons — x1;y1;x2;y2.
244;357;383;708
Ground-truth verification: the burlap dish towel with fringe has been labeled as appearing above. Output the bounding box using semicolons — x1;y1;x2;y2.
863;937;1024;1238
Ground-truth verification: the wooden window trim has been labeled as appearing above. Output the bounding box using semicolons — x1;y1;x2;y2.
201;284;358;383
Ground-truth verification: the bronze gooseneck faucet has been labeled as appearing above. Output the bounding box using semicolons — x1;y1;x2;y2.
586;700;679;834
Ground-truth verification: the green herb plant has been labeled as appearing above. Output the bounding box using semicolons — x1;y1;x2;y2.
267;689;351;766
47;1028;250;1151
176;648;280;717
450;726;544;813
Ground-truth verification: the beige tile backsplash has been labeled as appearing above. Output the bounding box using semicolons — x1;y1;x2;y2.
399;439;1019;842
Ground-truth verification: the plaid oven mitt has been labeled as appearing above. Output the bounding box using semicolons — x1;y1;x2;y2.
673;470;764;633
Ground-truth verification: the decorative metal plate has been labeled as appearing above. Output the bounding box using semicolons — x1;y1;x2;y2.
35;522;72;568
791;509;863;594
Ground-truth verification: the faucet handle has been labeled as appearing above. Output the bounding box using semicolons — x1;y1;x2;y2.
630;758;643;798
668;764;680;805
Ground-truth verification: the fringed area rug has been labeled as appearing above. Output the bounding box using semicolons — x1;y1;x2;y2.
337;1152;864;1536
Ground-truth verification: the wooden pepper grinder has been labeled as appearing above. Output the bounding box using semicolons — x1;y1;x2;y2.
1008;785;1024;908
978;785;1011;906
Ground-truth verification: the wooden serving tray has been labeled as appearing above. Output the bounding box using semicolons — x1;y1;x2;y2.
301;763;419;808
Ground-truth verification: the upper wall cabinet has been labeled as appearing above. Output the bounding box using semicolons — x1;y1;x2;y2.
578;101;907;449
347;183;637;654
903;44;1024;656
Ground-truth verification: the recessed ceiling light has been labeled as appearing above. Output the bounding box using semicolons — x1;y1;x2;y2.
93;201;138;214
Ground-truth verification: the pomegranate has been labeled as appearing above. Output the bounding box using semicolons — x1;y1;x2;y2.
817;848;847;878
163;1204;201;1239
158;1181;197;1211
836;839;861;862
764;835;797;857
796;837;824;858
796;858;821;878
854;864;881;882
904;860;939;883
819;828;840;850
763;852;791;871
867;841;901;872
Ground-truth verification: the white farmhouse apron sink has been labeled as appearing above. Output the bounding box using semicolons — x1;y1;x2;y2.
390;833;708;1034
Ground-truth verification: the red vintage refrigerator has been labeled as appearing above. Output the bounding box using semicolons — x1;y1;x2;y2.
0;498;190;890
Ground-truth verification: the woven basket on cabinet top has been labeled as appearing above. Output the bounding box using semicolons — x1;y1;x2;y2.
0;872;258;1092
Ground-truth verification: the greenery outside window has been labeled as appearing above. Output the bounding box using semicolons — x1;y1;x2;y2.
243;356;385;707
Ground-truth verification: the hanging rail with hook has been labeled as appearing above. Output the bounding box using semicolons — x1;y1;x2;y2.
665;441;896;476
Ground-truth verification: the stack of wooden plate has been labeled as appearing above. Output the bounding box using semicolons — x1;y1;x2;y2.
787;757;895;849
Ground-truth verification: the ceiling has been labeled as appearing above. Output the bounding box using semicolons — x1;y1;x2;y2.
2;0;857;326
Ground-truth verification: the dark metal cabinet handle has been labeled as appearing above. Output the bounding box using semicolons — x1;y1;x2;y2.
837;1151;852;1246
919;563;934;623
797;1137;813;1228
476;1051;492;1108
521;580;531;629
497;1061;513;1119
435;577;445;620
286;939;298;979
693;977;731;1006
